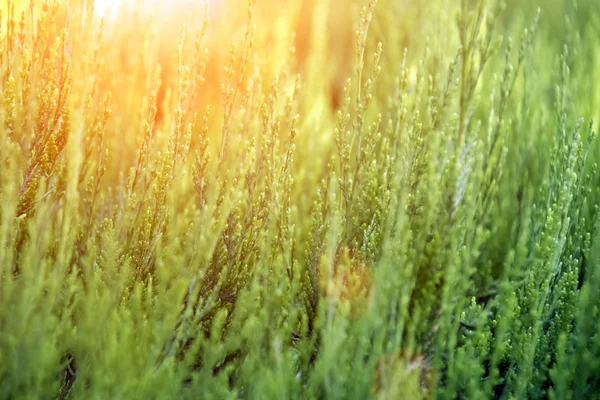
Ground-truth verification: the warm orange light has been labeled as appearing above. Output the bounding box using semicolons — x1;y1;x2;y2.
93;0;128;18
93;0;212;19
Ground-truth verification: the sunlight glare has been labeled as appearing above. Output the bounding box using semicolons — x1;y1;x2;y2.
93;0;127;19
93;0;210;19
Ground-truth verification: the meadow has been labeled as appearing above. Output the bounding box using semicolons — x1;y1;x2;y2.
0;0;599;398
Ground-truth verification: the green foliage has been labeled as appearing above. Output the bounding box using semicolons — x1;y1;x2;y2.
0;0;599;398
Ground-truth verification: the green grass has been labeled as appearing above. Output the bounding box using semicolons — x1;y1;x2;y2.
0;0;599;398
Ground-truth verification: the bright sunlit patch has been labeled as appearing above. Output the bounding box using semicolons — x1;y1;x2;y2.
93;0;127;19
93;0;210;19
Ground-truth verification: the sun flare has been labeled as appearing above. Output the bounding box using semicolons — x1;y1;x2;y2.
2;0;599;398
93;0;210;18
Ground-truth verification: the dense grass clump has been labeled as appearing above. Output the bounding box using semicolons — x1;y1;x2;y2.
0;0;599;398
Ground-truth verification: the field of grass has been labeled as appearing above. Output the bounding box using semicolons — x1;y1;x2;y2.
0;0;599;398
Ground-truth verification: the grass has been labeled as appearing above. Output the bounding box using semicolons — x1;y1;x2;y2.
0;0;599;398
